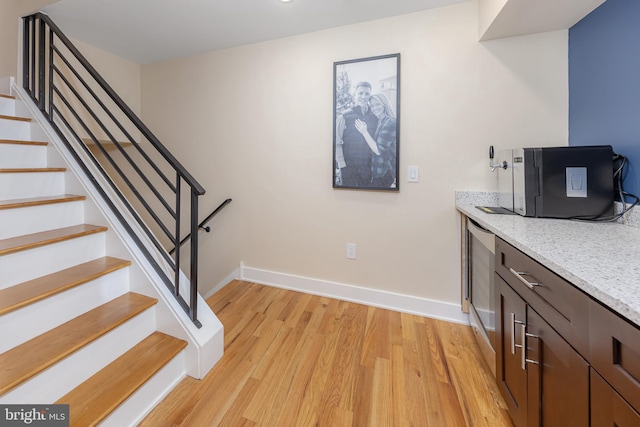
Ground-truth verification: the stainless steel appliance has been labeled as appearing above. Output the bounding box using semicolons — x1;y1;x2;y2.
494;145;614;219
465;218;495;373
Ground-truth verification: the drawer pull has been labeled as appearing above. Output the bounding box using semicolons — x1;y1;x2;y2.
520;323;540;370
510;312;525;355
509;268;542;290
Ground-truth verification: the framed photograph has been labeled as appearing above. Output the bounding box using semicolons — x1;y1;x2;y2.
333;53;400;191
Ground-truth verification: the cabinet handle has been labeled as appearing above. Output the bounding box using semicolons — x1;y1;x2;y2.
520;323;540;370
510;312;525;355
509;268;542;290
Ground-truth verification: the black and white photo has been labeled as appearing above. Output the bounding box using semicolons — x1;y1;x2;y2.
333;53;400;191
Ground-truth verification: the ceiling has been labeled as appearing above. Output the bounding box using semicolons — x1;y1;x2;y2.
479;0;606;41
42;0;466;65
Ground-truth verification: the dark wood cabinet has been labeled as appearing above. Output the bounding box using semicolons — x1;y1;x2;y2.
589;299;640;414
496;277;528;426
591;369;640;426
495;274;589;427
526;307;589;426
493;237;640;426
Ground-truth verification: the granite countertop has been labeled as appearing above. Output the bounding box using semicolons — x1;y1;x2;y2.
456;192;640;327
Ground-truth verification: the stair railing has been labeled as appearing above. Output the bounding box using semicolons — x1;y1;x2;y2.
22;12;206;327
170;198;232;256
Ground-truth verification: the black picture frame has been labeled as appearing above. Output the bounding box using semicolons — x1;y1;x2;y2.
333;53;400;191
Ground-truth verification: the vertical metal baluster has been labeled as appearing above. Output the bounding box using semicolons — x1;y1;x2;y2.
48;28;54;121
31;17;36;96
174;175;181;299
190;185;199;324
22;17;30;92
38;17;45;111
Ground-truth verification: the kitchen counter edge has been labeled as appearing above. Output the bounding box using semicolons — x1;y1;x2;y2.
456;201;640;327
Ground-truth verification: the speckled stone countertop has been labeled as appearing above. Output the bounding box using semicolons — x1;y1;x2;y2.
456;191;640;327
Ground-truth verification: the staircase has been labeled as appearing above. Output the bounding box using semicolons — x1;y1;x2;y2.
0;92;196;425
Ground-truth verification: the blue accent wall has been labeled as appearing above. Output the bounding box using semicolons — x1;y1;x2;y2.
569;0;640;197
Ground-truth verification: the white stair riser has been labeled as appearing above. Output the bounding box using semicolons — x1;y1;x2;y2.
0;201;84;239
0;144;47;168
0;171;65;199
0;97;15;116
0;233;106;289
0;85;198;423
0;268;130;353
0;307;156;404
103;352;185;427
0;118;31;140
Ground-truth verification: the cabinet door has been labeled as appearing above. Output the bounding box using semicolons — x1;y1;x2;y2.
589;300;640;413
526;308;589;427
591;369;640;426
496;274;527;427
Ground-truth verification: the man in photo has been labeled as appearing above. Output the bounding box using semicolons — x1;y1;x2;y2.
335;81;378;187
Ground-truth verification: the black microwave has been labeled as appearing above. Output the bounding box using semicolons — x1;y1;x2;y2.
497;146;614;219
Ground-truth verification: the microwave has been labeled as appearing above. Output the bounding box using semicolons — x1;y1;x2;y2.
497;146;614;219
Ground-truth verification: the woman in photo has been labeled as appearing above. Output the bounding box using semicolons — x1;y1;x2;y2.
354;93;397;188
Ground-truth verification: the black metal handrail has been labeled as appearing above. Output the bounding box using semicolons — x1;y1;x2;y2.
22;12;205;327
170;198;232;255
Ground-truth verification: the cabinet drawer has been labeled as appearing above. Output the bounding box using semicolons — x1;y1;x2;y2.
590;300;640;413
591;369;640;425
495;237;590;357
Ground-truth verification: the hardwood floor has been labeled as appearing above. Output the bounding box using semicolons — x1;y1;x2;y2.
140;280;513;426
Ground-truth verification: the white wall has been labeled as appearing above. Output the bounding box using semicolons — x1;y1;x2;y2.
140;1;567;308
70;38;141;115
0;0;61;79
0;0;141;114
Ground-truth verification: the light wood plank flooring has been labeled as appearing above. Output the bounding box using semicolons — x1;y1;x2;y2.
140;280;513;426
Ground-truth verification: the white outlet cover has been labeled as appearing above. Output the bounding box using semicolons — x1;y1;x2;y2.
346;243;356;259
408;165;419;182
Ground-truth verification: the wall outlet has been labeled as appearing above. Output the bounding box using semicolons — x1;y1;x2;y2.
346;243;357;259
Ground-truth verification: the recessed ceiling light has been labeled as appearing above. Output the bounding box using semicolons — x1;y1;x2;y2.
280;0;293;3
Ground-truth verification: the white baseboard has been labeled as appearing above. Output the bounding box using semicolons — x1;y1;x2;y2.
238;263;469;325
203;266;241;299
0;76;15;95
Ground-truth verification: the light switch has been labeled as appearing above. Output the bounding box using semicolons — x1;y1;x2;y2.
408;165;419;182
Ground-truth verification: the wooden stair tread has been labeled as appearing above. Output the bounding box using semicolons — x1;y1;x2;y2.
0;139;48;146
56;332;186;425
0;194;85;209
0;257;131;316
0;167;66;173
0;94;15;100
0;114;31;122
0;194;86;210
0;224;108;256
0;292;158;395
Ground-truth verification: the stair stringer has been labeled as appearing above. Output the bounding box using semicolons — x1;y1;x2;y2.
11;82;224;382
